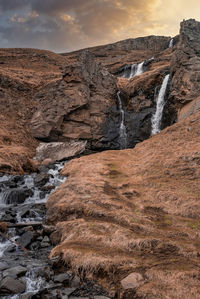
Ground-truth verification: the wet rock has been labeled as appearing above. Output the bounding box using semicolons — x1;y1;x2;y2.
19;293;34;299
18;231;34;248
0;276;26;294
29;241;41;250
3;266;27;278
0;262;8;271
34;173;50;187
2;188;32;205
41;236;50;248
6;244;16;253
94;296;111;299
53;273;71;283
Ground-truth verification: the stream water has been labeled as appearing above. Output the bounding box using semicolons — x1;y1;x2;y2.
0;162;109;298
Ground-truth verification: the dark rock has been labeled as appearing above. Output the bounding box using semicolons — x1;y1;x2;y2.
34;173;51;187
3;266;27;278
6;244;16;253
17;231;34;248
94;297;111;299
29;241;41;250
19;293;34;299
0;276;26;294
71;275;81;288
2;188;32;205
53;273;71;283
0;262;8;271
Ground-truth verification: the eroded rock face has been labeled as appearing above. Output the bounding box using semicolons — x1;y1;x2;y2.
30;51;119;150
46;111;200;298
171;19;200;120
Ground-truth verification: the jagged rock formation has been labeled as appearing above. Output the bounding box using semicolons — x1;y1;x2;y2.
170;19;200;120
30;51;118;150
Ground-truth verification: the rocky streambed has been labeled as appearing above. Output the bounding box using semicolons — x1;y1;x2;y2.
0;163;109;299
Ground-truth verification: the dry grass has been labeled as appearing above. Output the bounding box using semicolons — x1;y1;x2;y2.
46;111;200;297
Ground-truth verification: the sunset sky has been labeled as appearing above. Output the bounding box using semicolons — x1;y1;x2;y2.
0;0;199;52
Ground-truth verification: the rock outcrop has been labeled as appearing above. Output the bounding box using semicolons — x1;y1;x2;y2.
46;111;200;298
30;51;118;150
170;19;200;120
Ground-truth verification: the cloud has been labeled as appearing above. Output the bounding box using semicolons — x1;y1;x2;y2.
0;0;199;52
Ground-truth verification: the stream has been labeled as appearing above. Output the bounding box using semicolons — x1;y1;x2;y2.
0;162;109;299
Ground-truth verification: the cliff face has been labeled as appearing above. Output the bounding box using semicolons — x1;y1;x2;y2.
30;51;118;151
170;19;200;120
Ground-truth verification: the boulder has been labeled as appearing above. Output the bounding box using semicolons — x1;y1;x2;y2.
1;188;33;205
0;277;26;294
17;231;34;248
3;266;27;278
35;141;87;163
121;273;144;290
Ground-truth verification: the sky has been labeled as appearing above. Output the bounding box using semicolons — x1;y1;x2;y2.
0;0;199;53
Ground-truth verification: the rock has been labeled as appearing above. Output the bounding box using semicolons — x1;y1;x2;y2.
71;275;80;288
41;158;53;166
53;273;71;283
0;277;26;294
121;272;144;290
36;141;87;163
171;19;200;121
30;51;118;151
19;293;34;299
34;173;50;187
94;297;111;299
17;231;34;248
3;266;27;278
6;244;16;253
1;188;32;205
0;262;8;271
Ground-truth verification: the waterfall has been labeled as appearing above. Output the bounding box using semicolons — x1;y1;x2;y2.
151;74;170;135
134;61;145;76
169;38;174;48
117;91;127;149
129;64;137;78
129;61;144;78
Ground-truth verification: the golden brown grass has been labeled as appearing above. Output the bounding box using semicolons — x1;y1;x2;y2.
46;111;200;297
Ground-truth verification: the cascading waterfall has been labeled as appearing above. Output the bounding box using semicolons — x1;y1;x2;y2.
151;74;170;135
129;61;144;78
169;38;174;48
134;61;145;76
117;91;127;149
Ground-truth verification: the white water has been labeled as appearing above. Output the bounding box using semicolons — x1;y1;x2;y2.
134;61;145;76
117;91;127;149
169;38;174;48
129;61;144;78
151;74;170;135
0;241;10;258
25;270;46;294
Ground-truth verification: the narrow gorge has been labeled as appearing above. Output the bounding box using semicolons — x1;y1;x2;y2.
0;18;200;299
